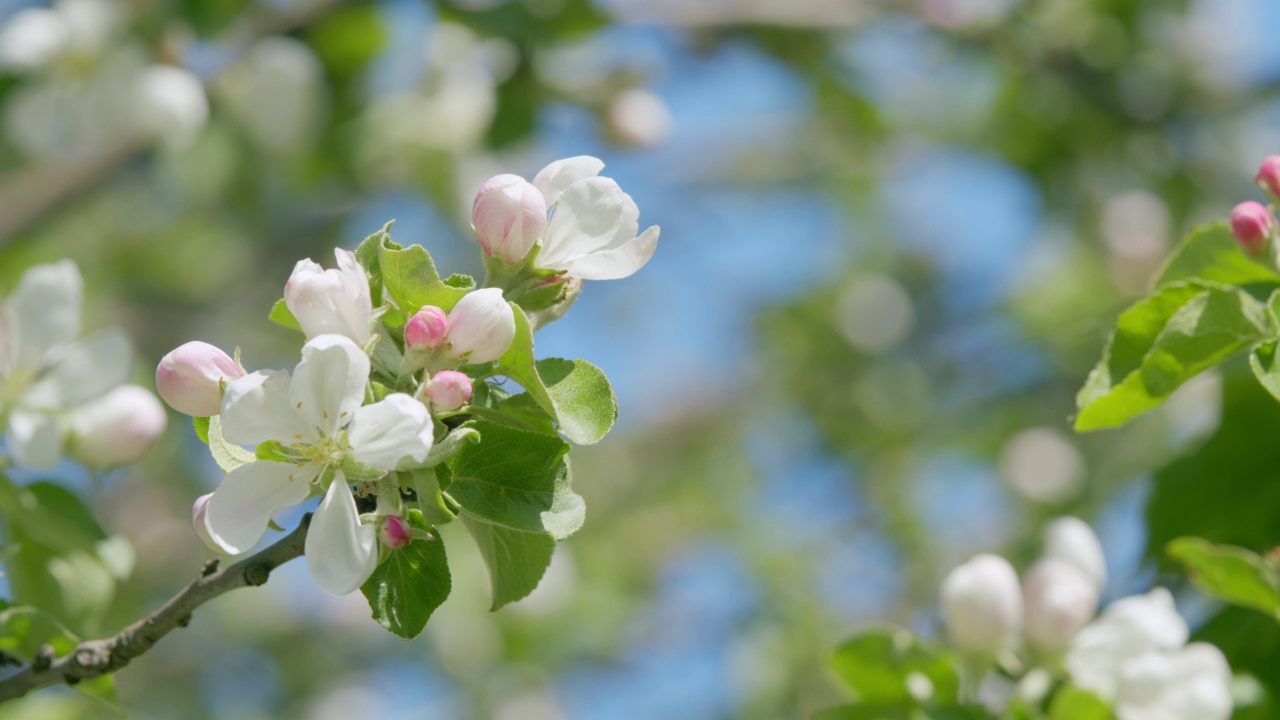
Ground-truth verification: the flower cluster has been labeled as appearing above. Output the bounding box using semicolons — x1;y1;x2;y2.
1230;156;1280;257
0;260;166;469
156;156;657;599
940;518;1231;720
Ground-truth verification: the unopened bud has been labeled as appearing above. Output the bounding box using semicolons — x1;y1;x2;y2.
156;341;244;416
380;515;412;549
423;370;472;412
405;306;448;351
1256;156;1280;200
1042;517;1108;592
284;248;372;345
473;174;547;265
192;493;220;552
1230;201;1275;257
941;554;1023;659
1022;558;1099;658
445;288;516;364
67;385;167;467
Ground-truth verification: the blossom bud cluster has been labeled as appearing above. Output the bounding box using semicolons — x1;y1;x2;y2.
938;518;1231;720
1229;156;1280;258
404;288;515;366
0;260;166;469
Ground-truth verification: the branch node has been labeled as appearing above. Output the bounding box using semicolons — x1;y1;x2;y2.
176;614;192;628
72;646;109;673
201;558;220;577
244;562;271;586
31;645;54;672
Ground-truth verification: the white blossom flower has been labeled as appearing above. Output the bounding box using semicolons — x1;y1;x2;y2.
0;260;133;467
1066;588;1190;699
134;64;209;148
940;553;1023;659
1114;642;1232;720
284;248;373;345
202;334;433;595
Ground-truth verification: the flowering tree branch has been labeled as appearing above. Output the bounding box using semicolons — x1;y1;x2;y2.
0;514;311;705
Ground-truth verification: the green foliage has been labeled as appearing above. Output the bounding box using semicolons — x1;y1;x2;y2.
1047;686;1114;720
1167;537;1280;620
360;535;451;640
268;299;303;333
1152;224;1280;289
461;516;557;611
828;628;962;706
366;231;471;327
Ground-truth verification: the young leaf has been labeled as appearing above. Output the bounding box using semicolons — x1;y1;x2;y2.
1152;222;1280;290
1076;283;1270;430
268;298;303;332
461;515;556;611
1167;537;1280;620
828;627;961;706
355;220;393;305
360;535;451;639
379;239;470;326
206;414;256;473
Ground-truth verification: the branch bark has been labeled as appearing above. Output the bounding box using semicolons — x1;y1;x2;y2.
0;514;311;704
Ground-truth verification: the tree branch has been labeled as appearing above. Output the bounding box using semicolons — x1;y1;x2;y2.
0;514;311;704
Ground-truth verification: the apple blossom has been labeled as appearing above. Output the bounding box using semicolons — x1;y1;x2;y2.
1230;201;1274;257
423;370;472;412
134;65;209;148
444;288;515;364
1021;558;1098;659
380;515;412;549
204;334;433;595
473;174;547;265
67;384;168;467
1042;516;1107;591
1255;155;1280;200
156;341;244;416
0;8;68;70
531;156;660;281
404;306;448;351
1114;643;1232;720
940;553;1023;659
1065;588;1188;700
284;248;372;345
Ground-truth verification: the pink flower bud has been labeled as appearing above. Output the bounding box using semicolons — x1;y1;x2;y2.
1231;201;1274;257
445;288;516;364
380;515;412;549
405;306;448;351
1022;558;1099;658
192;493;221;552
472;174;547;265
67;385;168;467
1256;156;1280;199
423;370;473;412
156;341;244;416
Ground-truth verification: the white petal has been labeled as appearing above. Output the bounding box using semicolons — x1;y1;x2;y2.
306;476;378;596
220;370;312;446
204;461;315;554
347;393;433;469
7;410;62;467
532;155;605;205
24;328;132;409
290;334;369;437
539;177;640;268
5;259;81;370
1115;644;1233;720
559;225;659;281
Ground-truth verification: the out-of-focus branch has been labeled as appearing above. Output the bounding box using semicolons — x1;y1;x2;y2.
0;0;347;248
0;515;310;705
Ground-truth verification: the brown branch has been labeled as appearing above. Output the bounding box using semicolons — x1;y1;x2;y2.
0;514;311;704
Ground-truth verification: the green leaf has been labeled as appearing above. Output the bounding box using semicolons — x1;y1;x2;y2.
0;606;121;712
1153;222;1280;289
355;221;393;308
405;468;456;526
360;536;451;639
828;627;961;706
461;515;556;611
446;421;579;536
422;426;480;467
193;416;210;444
1076;282;1270;430
1250;339;1280;402
1048;686;1114;720
379;238;470;327
495;305;618;444
206;414;256;473
1167;537;1280;619
813;705;989;720
268;298;302;333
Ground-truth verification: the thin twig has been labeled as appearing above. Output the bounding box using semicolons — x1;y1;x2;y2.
0;515;311;704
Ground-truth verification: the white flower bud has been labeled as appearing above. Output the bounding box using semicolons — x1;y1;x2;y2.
67;385;167;467
0;8;68;70
472;174;547;265
1022;558;1098;658
445;288;515;364
1043;517;1107;592
134;65;209;148
284;248;372;345
155;341;244;416
607;89;673;148
940;553;1023;659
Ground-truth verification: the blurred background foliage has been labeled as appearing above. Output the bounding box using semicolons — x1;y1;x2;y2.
3;0;1280;717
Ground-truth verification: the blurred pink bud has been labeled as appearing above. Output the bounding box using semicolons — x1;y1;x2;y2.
380;515;412;549
156;341;244;416
405;306;448;351
67;385;168;467
445;288;516;364
192;493;221;552
1231;201;1274;257
1256;156;1280;199
473;174;547;265
423;370;473;412
1023;559;1099;658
